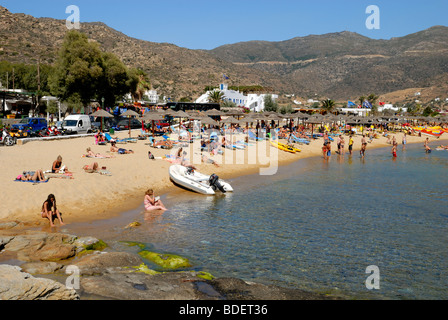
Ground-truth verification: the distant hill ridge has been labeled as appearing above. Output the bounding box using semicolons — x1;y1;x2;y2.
1;5;447;101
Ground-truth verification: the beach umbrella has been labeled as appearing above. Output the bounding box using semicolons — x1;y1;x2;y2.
220;116;241;125
199;116;219;127
121;109;140;137
173;110;190;118
141;112;164;136
205;108;224;116
91;109;114;132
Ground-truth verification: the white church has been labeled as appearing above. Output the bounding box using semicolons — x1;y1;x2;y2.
195;83;278;112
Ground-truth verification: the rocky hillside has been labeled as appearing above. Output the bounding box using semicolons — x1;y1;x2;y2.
0;6;291;100
210;27;448;100
1;5;447;101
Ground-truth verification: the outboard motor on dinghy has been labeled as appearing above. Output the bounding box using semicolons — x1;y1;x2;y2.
209;174;226;193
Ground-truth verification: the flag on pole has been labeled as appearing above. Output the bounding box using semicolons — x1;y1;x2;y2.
223;74;229;80
347;101;357;107
362;100;373;109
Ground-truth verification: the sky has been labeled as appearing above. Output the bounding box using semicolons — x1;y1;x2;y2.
1;0;447;50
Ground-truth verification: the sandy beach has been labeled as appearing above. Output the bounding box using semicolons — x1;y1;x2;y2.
0;128;435;227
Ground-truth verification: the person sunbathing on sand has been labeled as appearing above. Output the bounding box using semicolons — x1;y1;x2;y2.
110;141;134;154
201;154;220;167
143;189;167;212
18;170;46;182
86;147;113;158
152;139;174;149
82;162;99;173
41;194;65;227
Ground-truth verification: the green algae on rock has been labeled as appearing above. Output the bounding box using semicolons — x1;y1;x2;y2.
196;271;215;281
138;250;192;270
131;263;160;275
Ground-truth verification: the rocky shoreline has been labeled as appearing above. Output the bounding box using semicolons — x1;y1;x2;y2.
0;221;341;300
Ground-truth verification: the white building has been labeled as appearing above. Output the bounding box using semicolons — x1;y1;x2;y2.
378;104;407;113
195;83;278;112
123;89;160;104
144;90;160;104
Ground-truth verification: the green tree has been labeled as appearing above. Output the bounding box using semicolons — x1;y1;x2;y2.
367;93;379;115
264;94;278;112
321;99;336;112
49;30;104;112
128;68;151;101
279;104;294;114
422;106;433;117
208;90;224;104
367;93;378;105
358;96;366;106
99;52;132;106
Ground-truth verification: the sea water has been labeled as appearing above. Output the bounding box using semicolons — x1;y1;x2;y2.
69;141;448;299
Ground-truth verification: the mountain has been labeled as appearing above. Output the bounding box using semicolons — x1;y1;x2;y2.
210;27;448;100
0;6;291;100
1;5;447;102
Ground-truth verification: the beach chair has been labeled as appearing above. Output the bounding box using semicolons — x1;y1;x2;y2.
291;134;310;145
104;132;127;144
248;130;264;141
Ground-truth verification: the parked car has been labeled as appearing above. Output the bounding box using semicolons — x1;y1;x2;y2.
116;118;142;130
11;117;47;134
90;116;102;132
101;117;120;131
62;115;92;134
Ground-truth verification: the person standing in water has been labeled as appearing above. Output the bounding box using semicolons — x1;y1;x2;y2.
392;143;397;158
348;135;354;156
424;138;431;153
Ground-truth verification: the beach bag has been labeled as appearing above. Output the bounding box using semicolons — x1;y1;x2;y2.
148;151;155;159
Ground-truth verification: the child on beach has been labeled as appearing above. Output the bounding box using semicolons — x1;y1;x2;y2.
41;194;65;227
143;189;167;213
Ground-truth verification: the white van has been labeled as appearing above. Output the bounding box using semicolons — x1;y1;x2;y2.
62;115;92;134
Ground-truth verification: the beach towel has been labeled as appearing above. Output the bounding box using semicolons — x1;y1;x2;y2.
82;154;111;159
44;170;74;179
15;178;49;183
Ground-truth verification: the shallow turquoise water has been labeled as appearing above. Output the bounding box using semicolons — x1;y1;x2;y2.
69;141;448;299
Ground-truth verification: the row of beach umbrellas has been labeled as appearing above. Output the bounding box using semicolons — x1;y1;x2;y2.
91;108;448;136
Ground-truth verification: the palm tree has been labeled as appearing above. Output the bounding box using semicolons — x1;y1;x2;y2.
359;96;366;106
128;69;151;101
134;74;151;101
208;90;225;104
321;99;336;112
367;93;379;106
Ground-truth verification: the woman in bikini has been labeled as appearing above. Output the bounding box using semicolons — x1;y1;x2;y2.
86;147;113;158
110;141;134;154
82;162;99;173
143;189;167;212
18;170;46;182
41;194;65;227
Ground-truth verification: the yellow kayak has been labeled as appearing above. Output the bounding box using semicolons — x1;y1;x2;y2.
277;141;301;152
270;140;297;153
